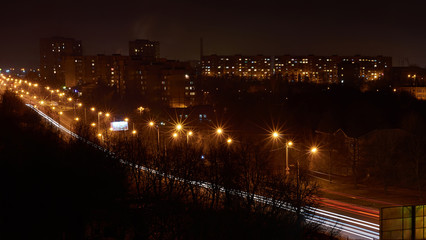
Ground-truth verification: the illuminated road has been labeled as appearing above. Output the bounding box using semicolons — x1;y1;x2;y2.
24;103;380;240
1;76;379;239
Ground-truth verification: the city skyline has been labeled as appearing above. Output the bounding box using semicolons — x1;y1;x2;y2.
3;2;426;238
1;0;426;68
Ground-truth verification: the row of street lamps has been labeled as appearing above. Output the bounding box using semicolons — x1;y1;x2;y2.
148;121;232;146
2;76;319;178
272;131;318;177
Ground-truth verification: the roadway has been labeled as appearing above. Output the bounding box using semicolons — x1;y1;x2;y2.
26;102;381;240
0;76;380;239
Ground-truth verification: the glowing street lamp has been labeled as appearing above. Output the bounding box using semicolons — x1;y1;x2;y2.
137;106;144;114
186;130;193;144
216;128;223;135
285;141;293;175
272;131;279;138
148;121;160;148
227;138;232;144
176;124;182;131
272;131;292;176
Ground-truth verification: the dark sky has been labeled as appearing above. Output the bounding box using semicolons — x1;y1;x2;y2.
1;0;426;68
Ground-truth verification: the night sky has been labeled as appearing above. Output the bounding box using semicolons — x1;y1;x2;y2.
1;0;425;68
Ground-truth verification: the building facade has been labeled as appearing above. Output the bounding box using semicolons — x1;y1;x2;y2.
40;37;82;87
61;56;195;107
392;66;426;100
391;66;426;87
129;39;160;61
136;60;195;108
41;37;196;108
399;87;426;100
201;54;392;84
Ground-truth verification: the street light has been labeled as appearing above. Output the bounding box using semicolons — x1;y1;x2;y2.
296;146;319;188
272;131;279;138
97;112;102;132
148;121;160;150
137;106;144;115
176;124;182;131
272;131;292;176
294;146;318;226
285;141;293;176
187;131;193;144
227;138;232;144
216;128;223;135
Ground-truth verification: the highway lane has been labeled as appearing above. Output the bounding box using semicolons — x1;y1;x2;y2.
1;76;380;239
24;102;380;240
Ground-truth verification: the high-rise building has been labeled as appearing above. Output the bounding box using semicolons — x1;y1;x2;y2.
40;37;82;87
45;38;195;108
129;39;160;61
136;60;195;108
62;56;84;87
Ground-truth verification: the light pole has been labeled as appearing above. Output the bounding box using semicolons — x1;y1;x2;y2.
286;141;293;176
97;111;102;133
272;131;292;176
295;146;318;229
149;121;160;151
137;106;144;115
187;131;193;145
58;111;63;124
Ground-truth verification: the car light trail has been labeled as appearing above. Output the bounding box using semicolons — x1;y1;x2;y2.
26;103;380;240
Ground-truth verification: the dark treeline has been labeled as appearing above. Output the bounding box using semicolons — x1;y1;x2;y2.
0;91;127;239
0;91;338;239
200;76;426;193
199;76;420;134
